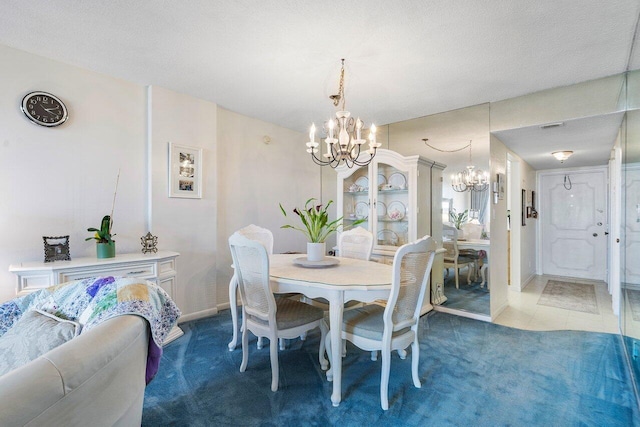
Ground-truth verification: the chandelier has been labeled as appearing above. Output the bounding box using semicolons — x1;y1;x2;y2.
306;59;380;168
450;140;489;192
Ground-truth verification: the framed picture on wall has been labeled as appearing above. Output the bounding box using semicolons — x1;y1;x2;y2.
168;142;203;198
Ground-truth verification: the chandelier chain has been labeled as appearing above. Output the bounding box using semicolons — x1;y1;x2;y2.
332;59;346;110
422;138;470;153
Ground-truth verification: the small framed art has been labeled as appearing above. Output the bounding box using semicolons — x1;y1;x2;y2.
43;235;71;262
168;143;203;198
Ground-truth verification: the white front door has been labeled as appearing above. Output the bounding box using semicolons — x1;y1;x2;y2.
540;167;608;280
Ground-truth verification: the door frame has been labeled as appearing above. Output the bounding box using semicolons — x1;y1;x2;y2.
536;165;609;282
507;153;522;290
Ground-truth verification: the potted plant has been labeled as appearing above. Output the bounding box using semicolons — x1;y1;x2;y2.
86;215;116;258
279;198;365;261
449;208;468;235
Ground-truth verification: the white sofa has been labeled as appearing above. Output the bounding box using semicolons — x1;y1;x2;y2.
0;315;149;427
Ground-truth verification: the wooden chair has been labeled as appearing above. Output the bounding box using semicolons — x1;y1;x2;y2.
229;232;328;391
442;224;475;288
325;235;437;410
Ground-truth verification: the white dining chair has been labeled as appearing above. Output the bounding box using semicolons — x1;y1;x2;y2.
228;224;296;351
442;224;475;288
324;235;436;410
229;232;328;392
228;224;273;351
338;226;374;260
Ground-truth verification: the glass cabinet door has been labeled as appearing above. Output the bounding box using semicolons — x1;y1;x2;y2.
372;159;410;251
340;165;370;234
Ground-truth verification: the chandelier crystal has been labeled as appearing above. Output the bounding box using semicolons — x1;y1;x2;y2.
306;59;380;168
451;141;489;192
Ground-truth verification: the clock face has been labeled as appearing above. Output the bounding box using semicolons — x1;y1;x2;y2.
21;91;68;127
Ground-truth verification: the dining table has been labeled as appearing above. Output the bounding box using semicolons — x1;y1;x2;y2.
269;253;394;407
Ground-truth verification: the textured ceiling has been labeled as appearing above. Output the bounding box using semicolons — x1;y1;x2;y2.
1;1;639;168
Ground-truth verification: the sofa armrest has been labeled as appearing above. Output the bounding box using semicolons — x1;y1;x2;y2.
0;315;149;427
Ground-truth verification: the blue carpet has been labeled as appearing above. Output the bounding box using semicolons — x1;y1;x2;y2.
143;310;639;426
440;274;490;315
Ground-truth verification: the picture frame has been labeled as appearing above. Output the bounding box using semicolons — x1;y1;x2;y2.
168;142;203;198
43;235;71;262
521;189;526;226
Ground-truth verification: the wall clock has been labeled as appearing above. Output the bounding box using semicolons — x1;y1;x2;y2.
21;91;69;127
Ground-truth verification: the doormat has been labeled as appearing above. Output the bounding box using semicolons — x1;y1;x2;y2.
626;289;640;321
537;280;599;314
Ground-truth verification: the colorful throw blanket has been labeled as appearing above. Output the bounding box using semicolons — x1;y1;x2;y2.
0;276;181;383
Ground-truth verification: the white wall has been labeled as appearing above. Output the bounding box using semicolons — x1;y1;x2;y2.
489;135;509;318
215;108;318;307
0;45;146;302
519;156;537;287
149;86;218;320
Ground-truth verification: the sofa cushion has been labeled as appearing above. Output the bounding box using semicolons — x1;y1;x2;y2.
0;309;80;377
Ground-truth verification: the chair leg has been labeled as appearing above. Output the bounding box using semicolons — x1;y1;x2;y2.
371;350;378;361
240;318;249;373
257;337;263;349
319;322;328;370
279;338;286;351
454;265;459;289
270;332;279;392
380;348;391;410
228;276;239;351
411;339;421;388
397;349;407;360
342;339;347;357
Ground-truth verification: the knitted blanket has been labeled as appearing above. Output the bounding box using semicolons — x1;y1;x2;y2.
0;276;181;383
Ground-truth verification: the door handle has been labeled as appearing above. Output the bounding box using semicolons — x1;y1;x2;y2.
593;233;598;237
604;232;609;235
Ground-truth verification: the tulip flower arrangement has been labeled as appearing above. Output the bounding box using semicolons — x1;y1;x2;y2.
279;198;365;243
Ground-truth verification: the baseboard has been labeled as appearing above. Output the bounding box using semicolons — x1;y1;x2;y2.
433;305;491;322
624;283;640;291
521;273;537;291
178;307;218;324
217;302;231;311
491;299;509;321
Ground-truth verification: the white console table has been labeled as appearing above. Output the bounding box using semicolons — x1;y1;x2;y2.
9;251;183;345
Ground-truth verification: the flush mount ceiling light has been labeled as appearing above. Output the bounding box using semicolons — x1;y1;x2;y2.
552;151;574;163
306;59;379;168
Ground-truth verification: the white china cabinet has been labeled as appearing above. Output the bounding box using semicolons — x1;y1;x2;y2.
336;149;446;312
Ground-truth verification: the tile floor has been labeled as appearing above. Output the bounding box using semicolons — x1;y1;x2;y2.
494;274;620;334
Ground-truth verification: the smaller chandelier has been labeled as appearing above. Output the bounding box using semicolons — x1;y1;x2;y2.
306;59;380;168
451;141;489;192
552;150;573;163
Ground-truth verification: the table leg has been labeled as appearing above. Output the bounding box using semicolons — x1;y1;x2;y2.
228;275;239;351
329;290;344;407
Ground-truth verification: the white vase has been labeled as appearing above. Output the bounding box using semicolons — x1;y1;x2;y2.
307;242;326;262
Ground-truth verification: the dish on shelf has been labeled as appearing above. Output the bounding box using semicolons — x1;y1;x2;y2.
355;201;369;219
387;201;406;221
377;173;387;189
377;229;399;246
377;201;386;219
354;176;369;191
388;172;407;190
347;183;361;192
379;184;394;191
